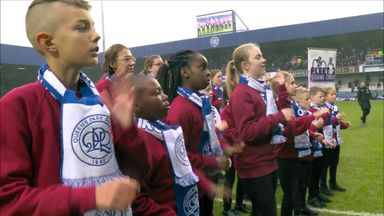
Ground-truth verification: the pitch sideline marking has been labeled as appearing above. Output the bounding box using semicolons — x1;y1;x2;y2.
214;198;383;216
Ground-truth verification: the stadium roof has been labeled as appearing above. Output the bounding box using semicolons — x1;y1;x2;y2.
1;12;383;66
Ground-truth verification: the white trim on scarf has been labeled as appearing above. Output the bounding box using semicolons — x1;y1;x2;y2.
38;64;132;216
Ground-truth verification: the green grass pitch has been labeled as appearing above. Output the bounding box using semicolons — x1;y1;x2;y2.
213;100;383;215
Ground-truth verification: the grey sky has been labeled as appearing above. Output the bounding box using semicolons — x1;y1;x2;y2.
1;0;382;51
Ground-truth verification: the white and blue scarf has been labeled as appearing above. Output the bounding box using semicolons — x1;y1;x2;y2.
239;74;286;144
177;87;223;157
311;140;323;158
291;100;312;158
212;84;224;100
325;102;343;145
310;103;333;146
38;64;131;216
137;118;199;216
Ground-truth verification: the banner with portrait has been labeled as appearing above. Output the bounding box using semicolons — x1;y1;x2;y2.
307;48;337;88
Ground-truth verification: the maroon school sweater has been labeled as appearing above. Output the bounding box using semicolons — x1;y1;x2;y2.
275;115;315;159
131;130;177;216
96;78;151;181
166;95;233;195
1;81;148;215
166;96;218;170
307;105;331;135
229;84;287;178
220;104;240;144
211;88;224;111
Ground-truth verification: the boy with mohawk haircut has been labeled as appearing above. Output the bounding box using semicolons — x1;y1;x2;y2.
1;1;141;215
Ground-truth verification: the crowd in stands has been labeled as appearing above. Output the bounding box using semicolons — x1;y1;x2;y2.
200;46;382;73
263;47;381;72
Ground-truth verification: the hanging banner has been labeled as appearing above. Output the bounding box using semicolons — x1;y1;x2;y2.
307;48;337;88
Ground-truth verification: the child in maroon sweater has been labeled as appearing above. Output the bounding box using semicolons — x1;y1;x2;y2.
220;60;252;216
307;86;335;208
157;50;231;216
321;87;352;193
132;75;199;215
210;69;225;111
271;72;328;216
293;87;325;215
225;43;294;216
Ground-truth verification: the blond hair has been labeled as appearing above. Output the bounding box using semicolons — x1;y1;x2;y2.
292;86;309;101
309;86;325;97
225;60;237;96
232;43;259;73
324;86;336;96
225;43;260;96
270;71;294;96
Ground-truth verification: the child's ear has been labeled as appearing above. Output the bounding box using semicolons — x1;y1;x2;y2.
181;68;189;79
36;32;56;52
134;102;143;115
241;61;248;72
109;61;117;71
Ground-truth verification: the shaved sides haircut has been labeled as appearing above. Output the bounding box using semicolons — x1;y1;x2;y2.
25;0;91;53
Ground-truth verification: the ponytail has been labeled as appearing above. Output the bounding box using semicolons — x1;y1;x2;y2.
225;60;238;96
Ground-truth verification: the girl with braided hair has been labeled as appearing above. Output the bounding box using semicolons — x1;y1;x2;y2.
158;50;235;216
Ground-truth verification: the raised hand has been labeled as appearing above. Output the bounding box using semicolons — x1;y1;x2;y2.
216;155;231;170
224;141;245;156
322;139;335;149
215;120;228;132
336;112;346;121
313;108;329;119
312;118;324;129
108;73;136;129
95;177;140;211
281;107;295;121
345;121;352;127
313;132;324;141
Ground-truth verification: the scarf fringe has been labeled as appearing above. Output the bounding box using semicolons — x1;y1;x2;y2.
271;135;287;145
294;140;311;148
175;172;199;187
294;132;312;149
270;124;287;144
312;141;323;157
62;170;122;187
298;149;312;158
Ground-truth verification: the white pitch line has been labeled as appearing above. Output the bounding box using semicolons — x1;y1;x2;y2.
214;198;383;216
308;207;383;216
